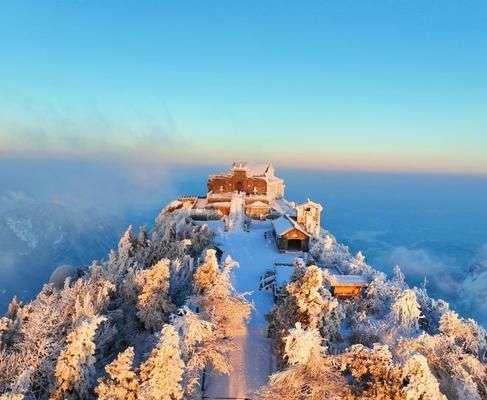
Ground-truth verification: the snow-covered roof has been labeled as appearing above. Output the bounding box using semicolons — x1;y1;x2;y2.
206;202;231;208
247;201;269;208
267;175;284;184
166;200;182;209
232;162;270;176
272;216;294;236
270;200;283;213
297;198;323;211
275;198;297;216
328;275;369;286
272;215;309;237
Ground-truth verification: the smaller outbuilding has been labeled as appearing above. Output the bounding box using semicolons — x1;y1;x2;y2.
296;199;323;236
327;275;369;298
245;200;271;219
205;201;231;215
272;215;310;251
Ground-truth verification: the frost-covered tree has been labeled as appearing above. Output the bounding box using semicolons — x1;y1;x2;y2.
95;347;140;400
340;343;402;399
193;251;251;334
439;310;487;357
283;322;322;365
0;367;34;400
286;265;330;330
413;285;449;333
268;265;342;356
392;265;408;290
398;333;487;399
257;323;349;400
0;205;217;399
173;308;232;396
147;211;187;264
72;278;115;321
53;315;106;400
401;354;446;400
139;324;185;400
355;250;366;265
1;274;115;398
135;259;176;331
193;249;219;295
310;233;336;266
119;225;134;259
0;297;22;351
364;272;394;316
390;289;422;331
105;225;136;285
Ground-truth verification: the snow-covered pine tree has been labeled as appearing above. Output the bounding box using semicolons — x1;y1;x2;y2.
340;343;403;398
401;354;446;400
0;367;34;400
53;315;106;400
392;265;408;290
257;323;349;400
286;265;340;330
0;297;22;351
397;332;487;398
192;250;251;334
413;285;449;333
390;289;422;331
135;259;176;331
439;310;487;357
139;324;185;400
193;249;219;296
267;265;342;356
95;347;140;400
113;226;135;278
173;308;232;396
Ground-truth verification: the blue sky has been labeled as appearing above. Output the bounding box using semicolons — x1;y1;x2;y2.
1;1;486;173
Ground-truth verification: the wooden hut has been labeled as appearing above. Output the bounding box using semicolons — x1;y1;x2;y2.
272;215;310;251
328;275;369;298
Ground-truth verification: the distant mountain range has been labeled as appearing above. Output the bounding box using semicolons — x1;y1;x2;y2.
0;202;124;313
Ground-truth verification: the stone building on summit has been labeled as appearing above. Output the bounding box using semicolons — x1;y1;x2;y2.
204;162;285;219
207;162;285;199
176;162;323;250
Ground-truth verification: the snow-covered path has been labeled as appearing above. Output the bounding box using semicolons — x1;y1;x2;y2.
227;192;245;230
203;221;297;398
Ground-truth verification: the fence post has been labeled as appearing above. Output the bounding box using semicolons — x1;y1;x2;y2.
201;367;206;392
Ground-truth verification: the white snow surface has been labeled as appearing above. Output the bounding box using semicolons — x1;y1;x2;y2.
227;192;245;230
204;220;299;398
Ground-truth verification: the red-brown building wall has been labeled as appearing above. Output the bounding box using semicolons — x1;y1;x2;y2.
208;172;267;195
331;285;366;298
